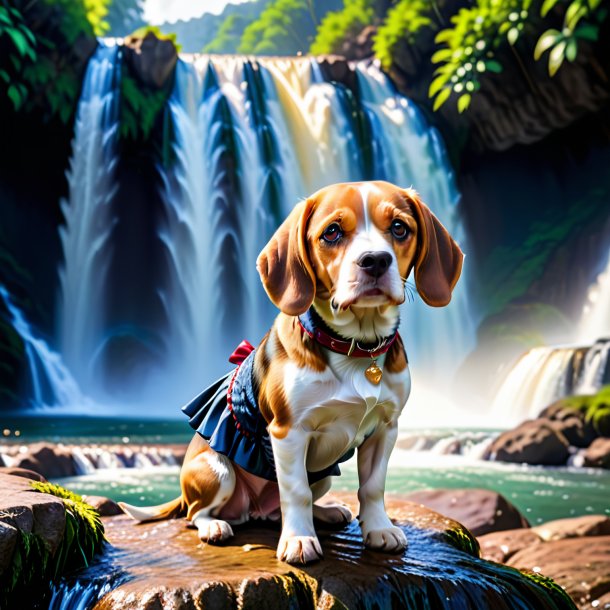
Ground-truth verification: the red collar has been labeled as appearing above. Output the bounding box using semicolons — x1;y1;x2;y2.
298;310;398;358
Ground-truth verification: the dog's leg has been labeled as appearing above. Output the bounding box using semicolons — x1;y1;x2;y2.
181;448;236;544
270;430;323;564
310;477;352;525
357;422;407;553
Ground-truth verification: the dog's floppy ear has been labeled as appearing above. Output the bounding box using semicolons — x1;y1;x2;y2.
257;198;316;316
407;189;464;307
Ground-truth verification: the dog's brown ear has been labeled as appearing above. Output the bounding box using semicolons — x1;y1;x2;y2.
256;198;316;316
408;190;464;307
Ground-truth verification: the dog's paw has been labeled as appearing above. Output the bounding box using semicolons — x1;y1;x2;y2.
313;502;353;526
363;526;407;553
277;535;323;564
196;518;234;544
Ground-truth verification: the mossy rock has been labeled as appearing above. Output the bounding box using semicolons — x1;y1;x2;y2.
0;476;105;608
546;385;610;438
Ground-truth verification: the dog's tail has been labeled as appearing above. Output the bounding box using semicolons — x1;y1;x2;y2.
119;495;184;522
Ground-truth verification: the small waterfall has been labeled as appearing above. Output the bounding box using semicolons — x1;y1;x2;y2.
58;42;121;395
0;286;89;409
491;339;610;425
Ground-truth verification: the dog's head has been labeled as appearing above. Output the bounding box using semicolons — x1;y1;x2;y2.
256;181;463;317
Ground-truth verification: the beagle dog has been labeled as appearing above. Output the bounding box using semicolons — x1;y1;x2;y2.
120;180;463;565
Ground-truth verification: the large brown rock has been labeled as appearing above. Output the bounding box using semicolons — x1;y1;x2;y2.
81;496;574;610
533;515;610;542
11;442;78;478
83;495;123;517
123;31;178;89
403;488;530;536
0;473;66;559
486;419;571;466
478;528;542;563
0;466;47;482
583;438;610;469
540;402;597;448
508;536;610;610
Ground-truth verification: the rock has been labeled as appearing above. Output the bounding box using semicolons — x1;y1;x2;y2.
339;25;376;61
533;515;610;541
540;402;597;447
403;488;530;536
60;496;575;610
317;55;358;94
0;473;65;556
0;521;19;575
583;438;610;469
123;31;178;89
11;442;77;478
485;419;570;466
83;495;123;517
508;536;610;609
0;467;47;482
478;528;542;563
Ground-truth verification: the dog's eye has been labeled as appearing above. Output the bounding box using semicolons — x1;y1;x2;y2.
321;223;342;243
391;220;410;241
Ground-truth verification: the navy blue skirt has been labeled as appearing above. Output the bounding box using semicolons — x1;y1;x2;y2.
182;350;353;483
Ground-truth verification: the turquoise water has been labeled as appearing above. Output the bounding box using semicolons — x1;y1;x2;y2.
2;416;609;525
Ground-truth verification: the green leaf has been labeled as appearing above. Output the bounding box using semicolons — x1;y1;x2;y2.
507;27;519;45
541;0;560;17
429;75;449;97
565;3;586;30
534;29;562;59
6;27;29;57
457;93;471;113
485;60;503;73
549;40;566;75
433;86;451;111
7;84;23;109
565;38;578;61
431;48;453;63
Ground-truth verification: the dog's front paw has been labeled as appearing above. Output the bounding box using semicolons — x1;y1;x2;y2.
195;518;234;544
363;525;407;553
277;535;323;564
313;502;353;526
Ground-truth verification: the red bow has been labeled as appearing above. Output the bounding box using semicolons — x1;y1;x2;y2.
228;339;255;365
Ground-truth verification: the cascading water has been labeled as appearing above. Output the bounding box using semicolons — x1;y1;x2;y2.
58;42;121;396
158;55;474;397
0;286;89;409
52;47;474;409
578;248;610;344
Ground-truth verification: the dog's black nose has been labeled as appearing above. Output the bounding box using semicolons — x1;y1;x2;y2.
357;251;393;278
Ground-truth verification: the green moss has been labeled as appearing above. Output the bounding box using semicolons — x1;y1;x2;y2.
128;26;182;52
441;524;481;558
520;569;577;608
560;386;610;437
0;482;105;608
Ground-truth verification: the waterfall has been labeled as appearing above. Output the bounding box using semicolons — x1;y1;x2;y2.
58;42;121;395
51;47;474;408
0;286;89;409
490;339;610;425
158;55;474;395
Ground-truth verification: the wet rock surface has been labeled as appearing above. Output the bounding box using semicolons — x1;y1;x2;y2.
123;31;178;88
70;494;577;610
583;438;610;469
403;488;530;536
479;515;610;609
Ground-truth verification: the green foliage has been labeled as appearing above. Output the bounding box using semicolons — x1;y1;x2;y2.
374;0;436;71
204;14;250;54
310;0;374;55
120;71;170;141
479;192;600;316
429;0;533;113
0;482;105;608
238;0;342;56
562;386;610;437
442;525;480;558
43;0;110;41
0;5;37;111
519;569;579;608
534;0;607;76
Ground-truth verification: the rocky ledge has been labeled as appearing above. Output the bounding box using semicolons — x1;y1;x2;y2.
53;493;575;610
